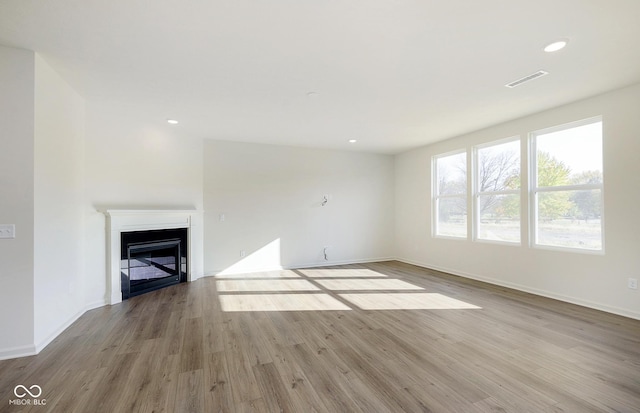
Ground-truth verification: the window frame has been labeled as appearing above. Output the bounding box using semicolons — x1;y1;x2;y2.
528;116;605;253
432;149;468;240
472;136;522;246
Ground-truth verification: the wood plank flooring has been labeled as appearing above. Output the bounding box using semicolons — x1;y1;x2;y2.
1;261;639;412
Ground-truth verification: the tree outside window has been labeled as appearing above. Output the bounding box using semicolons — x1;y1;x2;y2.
476;139;520;243
532;118;603;251
433;151;467;238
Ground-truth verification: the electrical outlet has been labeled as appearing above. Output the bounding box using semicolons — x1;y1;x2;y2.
0;224;15;239
240;250;246;258
629;278;638;290
219;213;226;222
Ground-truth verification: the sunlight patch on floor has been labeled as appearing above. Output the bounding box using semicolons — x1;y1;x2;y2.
215;270;301;279
219;293;351;312
216;267;481;312
217;279;319;292
297;268;388;278
339;293;482;310
314;278;424;291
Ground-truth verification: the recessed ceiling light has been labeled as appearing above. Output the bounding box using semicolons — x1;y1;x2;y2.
167;119;179;125
348;139;357;143
544;40;568;53
306;92;319;98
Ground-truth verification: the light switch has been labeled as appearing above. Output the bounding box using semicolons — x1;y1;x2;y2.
0;224;15;239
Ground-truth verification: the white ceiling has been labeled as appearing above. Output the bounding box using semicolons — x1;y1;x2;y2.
1;0;639;154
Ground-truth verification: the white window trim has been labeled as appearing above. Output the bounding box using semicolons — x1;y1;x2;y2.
529;116;605;254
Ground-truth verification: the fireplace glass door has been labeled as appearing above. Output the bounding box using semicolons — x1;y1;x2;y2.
123;239;181;298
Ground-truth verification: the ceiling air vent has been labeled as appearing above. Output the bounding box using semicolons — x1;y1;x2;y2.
505;70;549;88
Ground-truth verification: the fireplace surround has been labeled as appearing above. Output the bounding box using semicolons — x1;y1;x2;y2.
105;209;203;304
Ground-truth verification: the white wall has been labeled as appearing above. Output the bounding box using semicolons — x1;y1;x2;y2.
33;55;86;349
0;45;35;357
203;140;395;274
83;102;204;306
395;82;640;319
1;41;637;361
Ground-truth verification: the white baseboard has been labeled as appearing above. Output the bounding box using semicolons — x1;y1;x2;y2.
34;298;108;353
84;299;109;312
0;298;109;361
207;265;285;277
0;344;37;361
293;256;394;270
34;310;84;354
396;257;640;321
204;256;394;277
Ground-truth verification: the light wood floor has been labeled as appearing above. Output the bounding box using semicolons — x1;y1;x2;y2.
2;261;640;413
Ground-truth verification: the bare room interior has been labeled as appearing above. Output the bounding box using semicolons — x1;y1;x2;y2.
1;1;639;412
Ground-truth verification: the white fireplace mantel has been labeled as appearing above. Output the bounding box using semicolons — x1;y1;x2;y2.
105;209;204;305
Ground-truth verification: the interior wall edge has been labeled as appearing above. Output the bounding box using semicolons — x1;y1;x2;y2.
396;257;640;321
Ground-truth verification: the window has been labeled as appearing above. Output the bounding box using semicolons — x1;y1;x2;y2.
433;151;467;238
432;116;604;253
531;118;603;251
475;138;521;243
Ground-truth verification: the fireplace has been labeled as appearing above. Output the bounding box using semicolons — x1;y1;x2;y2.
121;228;188;299
105;209;203;305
